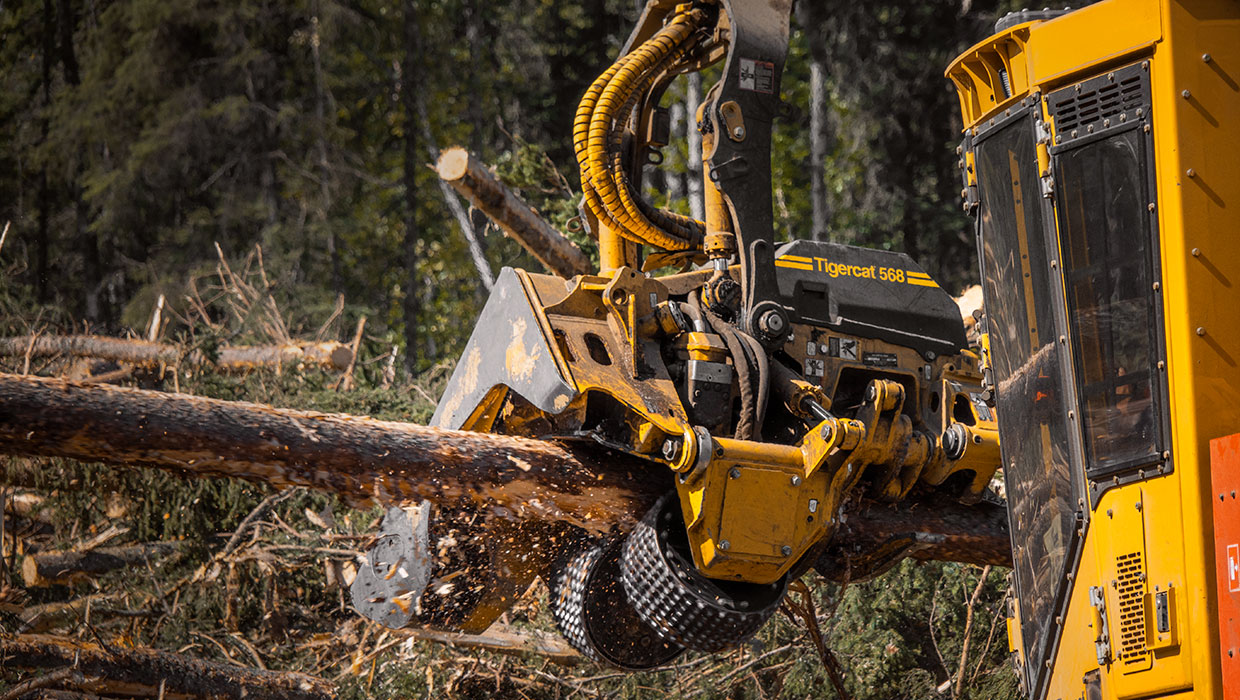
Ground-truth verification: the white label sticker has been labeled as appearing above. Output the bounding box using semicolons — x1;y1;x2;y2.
1229;543;1240;593
738;58;775;94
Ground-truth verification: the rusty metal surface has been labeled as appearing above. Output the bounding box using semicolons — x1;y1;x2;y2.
431;268;578;430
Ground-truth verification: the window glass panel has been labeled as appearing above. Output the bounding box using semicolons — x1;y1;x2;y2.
976;119;1077;684
1055;129;1161;472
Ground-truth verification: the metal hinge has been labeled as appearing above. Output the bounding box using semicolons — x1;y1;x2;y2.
1036;119;1055;199
1089;585;1111;666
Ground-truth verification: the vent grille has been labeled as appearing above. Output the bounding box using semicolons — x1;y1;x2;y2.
1115;551;1147;663
1053;75;1144;135
1047;61;1151;146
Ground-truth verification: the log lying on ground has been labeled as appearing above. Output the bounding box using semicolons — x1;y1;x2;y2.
437;148;591;279
0;373;1010;563
17;593;127;633
0;336;353;372
23;542;183;587
0;634;333;700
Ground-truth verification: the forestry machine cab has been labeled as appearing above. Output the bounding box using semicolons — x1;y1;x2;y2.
352;0;1001;669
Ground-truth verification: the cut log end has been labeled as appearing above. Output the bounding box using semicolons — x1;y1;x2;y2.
327;344;354;370
436;147;472;182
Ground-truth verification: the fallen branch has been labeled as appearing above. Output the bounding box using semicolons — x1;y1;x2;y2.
0;336;353;373
22;543;183;588
0;667;85;700
0;634;333;700
437;148;591;279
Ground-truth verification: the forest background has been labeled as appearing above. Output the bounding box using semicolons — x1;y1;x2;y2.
0;0;1092;698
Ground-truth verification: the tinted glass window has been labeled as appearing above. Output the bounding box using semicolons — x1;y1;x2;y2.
976;119;1077;683
1055;129;1162;474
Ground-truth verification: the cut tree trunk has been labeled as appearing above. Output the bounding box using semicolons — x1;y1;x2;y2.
0;336;353;373
436;148;591;279
815;494;1012;582
22;542;183;587
0;373;661;535
0;374;1010;564
0;634;333;700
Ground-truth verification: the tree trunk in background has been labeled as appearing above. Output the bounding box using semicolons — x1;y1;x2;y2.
57;0;103;325
36;0;53;305
809;61;828;241
402;0;421;375
685;73;704;222
463;0;491;301
667;100;686;206
310;0;342;299
798;0;831;242
464;0;486;156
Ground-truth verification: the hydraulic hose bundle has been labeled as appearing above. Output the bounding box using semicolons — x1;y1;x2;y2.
574;8;708;251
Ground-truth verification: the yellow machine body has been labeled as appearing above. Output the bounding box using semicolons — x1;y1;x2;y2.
433;262;998;586
948;1;1240;697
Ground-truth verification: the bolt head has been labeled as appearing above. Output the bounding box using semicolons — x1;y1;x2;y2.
781;545;792;556
728;467;741;479
759;310;785;334
662;439;681;460
718;540;730;551
791;476;802;486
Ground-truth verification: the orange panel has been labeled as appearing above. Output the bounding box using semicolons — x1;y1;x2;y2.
1210;433;1240;695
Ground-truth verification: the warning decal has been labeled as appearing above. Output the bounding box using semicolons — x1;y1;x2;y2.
739;58;775;94
828;337;858;361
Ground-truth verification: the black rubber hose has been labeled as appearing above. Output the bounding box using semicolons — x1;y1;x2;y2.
694;296;757;440
735;330;769;439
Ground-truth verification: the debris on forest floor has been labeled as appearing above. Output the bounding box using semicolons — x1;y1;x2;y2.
1;633;335;700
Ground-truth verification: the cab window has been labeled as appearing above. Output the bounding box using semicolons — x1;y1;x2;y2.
1054;128;1163;476
975;116;1079;685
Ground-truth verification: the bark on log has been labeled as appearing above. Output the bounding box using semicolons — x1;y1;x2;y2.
0;336;353;373
0;373;661;535
0;634;333;700
436;148;591;279
0;373;1011;564
815;494;1012;582
22;542;182;587
17;594;124;634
